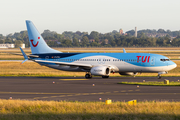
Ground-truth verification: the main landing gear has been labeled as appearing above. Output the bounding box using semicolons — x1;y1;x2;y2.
85;73;92;79
102;76;109;78
85;73;109;79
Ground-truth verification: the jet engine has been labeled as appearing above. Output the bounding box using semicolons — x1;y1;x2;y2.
119;72;138;76
90;66;110;76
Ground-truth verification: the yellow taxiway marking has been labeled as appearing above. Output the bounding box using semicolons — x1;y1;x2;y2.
82;93;90;95
60;79;88;81
67;95;73;96
33;89;141;100
105;92;111;94
59;95;65;97
113;91;119;93
121;90;126;92
128;90;133;92
42;97;48;98
51;96;58;98
0;91;74;95
106;93;180;95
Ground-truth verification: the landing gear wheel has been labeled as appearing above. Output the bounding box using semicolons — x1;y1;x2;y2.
102;76;109;78
85;74;92;79
158;75;161;79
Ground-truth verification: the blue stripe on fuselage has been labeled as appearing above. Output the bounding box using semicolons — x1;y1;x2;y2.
30;53;174;67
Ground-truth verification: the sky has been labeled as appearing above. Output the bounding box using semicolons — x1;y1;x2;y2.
1;0;180;35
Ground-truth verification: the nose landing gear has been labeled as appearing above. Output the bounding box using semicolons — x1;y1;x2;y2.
157;71;167;79
158;75;161;79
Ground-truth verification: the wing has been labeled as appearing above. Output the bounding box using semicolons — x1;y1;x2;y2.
34;60;118;72
34;59;92;68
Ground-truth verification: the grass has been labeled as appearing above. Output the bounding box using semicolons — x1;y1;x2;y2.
118;81;180;86
0;61;86;77
0;61;180;77
0;99;179;120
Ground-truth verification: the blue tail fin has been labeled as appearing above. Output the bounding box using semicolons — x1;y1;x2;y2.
123;48;126;53
26;20;61;54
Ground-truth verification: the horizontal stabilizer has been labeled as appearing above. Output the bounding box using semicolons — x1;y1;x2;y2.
2;52;39;58
20;47;28;59
19;47;28;64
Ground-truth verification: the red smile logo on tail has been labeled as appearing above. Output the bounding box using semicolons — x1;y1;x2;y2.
30;37;40;47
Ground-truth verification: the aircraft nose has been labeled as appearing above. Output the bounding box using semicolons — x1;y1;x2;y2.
167;61;177;71
171;61;177;69
173;62;177;69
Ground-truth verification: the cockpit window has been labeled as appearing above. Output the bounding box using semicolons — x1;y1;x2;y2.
160;59;170;61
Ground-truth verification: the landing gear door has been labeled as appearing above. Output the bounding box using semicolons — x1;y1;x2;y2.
150;56;155;66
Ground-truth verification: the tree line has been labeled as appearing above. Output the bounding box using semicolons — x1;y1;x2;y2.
0;29;180;48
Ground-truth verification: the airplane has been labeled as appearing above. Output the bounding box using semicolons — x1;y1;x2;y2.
19;20;177;79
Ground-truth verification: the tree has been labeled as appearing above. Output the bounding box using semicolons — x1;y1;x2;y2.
61;39;72;47
112;30;118;34
126;30;135;36
81;36;89;47
73;37;80;47
4;38;12;44
41;30;57;38
15;40;23;48
157;29;166;33
0;40;4;44
137;32;147;38
62;31;74;40
90;42;100;47
54;33;63;40
89;31;99;39
94;37;99;43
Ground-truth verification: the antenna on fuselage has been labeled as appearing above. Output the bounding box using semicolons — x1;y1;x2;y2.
123;48;126;53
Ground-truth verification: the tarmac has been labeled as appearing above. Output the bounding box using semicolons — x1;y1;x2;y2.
0;76;180;102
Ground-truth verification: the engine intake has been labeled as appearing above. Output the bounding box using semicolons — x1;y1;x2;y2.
90;66;110;76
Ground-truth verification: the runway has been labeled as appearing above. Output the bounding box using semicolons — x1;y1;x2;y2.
0;77;180;102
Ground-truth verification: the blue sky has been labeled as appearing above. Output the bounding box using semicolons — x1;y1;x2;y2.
0;0;180;35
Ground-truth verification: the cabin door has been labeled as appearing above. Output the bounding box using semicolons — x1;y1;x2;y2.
150;56;155;66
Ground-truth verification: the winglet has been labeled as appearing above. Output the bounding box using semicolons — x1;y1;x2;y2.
19;47;28;64
123;48;126;53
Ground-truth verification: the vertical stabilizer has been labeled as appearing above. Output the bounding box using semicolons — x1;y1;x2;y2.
26;20;61;54
123;48;126;53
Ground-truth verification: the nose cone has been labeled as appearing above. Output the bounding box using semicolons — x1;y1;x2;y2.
169;61;177;70
173;62;177;69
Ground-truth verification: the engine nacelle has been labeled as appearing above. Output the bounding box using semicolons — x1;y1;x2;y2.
90;66;110;76
119;72;138;76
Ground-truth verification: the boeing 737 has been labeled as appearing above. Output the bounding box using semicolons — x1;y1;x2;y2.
19;20;177;79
